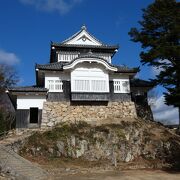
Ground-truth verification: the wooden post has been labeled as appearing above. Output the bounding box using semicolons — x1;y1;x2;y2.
112;145;117;167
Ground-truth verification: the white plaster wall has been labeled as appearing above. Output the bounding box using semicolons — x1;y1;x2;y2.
69;38;96;45
71;63;109;79
45;72;70;80
17;95;46;109
109;74;130;81
45;72;70;89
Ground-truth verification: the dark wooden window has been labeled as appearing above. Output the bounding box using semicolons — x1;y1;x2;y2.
30;108;39;124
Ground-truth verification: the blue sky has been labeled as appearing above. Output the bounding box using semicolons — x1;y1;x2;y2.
0;0;178;124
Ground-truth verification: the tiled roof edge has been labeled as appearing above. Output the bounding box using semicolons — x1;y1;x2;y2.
7;86;48;92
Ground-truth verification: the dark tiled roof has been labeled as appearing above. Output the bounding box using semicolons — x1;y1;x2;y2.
130;79;155;87
115;66;139;73
36;56;138;73
8;86;48;92
51;43;119;50
64;55;138;73
36;62;67;71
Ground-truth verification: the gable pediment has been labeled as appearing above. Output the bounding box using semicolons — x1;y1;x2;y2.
63;26;103;46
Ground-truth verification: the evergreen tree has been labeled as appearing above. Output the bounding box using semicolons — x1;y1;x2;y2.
129;0;180;125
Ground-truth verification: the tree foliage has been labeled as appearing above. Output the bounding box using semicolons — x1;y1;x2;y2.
0;64;18;92
0;64;18;134
129;0;180;111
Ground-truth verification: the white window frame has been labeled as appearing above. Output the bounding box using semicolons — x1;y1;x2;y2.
46;79;63;92
113;79;130;93
113;80;121;93
71;77;109;92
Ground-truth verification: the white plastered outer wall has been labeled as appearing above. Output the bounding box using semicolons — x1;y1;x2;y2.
71;63;109;79
109;74;130;81
65;29;102;46
45;72;70;82
17;95;46;109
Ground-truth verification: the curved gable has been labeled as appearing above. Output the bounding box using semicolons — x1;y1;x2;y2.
63;56;117;72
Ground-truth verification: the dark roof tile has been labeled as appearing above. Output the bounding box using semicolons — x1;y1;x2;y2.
51;43;119;50
36;62;67;71
36;56;138;73
130;79;155;87
115;65;139;73
8;86;48;92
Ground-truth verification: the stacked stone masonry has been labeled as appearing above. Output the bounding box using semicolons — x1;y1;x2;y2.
41;101;137;128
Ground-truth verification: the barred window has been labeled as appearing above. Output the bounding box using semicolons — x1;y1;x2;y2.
113;80;121;93
47;80;63;92
113;80;130;93
72;79;108;92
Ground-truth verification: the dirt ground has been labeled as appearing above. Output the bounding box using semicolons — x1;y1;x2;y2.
22;156;180;180
1;169;180;180
49;169;180;180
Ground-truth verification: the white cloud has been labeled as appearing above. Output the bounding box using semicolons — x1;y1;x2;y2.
151;66;161;77
0;49;20;65
151;59;172;78
151;95;179;125
19;0;83;14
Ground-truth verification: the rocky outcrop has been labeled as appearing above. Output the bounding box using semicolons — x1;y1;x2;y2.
20;120;180;169
135;104;154;121
41;101;137;128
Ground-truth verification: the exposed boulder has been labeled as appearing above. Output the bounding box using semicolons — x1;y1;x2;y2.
19;119;180;170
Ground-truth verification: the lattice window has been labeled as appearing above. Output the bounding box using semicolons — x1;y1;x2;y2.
48;80;54;91
113;80;130;93
74;79;90;92
58;52;79;62
47;80;63;92
72;79;108;92
113;80;121;93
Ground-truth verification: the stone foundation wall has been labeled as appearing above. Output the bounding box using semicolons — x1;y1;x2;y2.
41;101;137;128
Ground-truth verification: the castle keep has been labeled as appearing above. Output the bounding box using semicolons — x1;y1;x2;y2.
7;26;154;128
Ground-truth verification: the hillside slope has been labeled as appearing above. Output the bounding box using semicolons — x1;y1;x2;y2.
20;119;180;170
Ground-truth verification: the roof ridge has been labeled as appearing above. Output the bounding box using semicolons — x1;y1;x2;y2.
61;28;83;44
84;29;105;45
